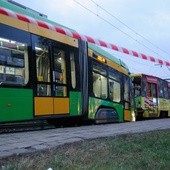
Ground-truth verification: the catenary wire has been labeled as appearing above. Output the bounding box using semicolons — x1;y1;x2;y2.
73;0;169;62
89;0;170;57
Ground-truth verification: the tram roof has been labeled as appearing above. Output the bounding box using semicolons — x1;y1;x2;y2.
0;0;74;31
131;73;170;83
88;43;129;71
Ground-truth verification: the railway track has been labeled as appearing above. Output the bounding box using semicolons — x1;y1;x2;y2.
0;117;168;134
0;117;85;134
0;120;55;134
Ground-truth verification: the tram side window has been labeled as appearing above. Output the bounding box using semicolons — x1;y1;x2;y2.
53;48;67;97
35;44;51;96
147;83;152;97
153;84;157;98
0;37;29;86
158;79;164;98
164;82;168;99
37;84;51;96
141;76;147;96
132;77;141;97
124;76;130;109
70;51;76;89
109;71;121;102
168;85;170;99
147;83;157;98
93;64;107;99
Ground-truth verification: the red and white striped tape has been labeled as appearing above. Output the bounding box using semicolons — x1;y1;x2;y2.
0;7;170;66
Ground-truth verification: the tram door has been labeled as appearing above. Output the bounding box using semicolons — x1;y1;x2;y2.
34;38;70;116
52;46;69;115
146;82;158;115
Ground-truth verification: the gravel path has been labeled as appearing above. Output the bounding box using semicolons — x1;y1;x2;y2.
0;118;169;158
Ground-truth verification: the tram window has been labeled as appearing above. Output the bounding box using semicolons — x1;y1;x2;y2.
37;84;51;96
93;63;107;76
124;76;130;109
55;86;67;97
168;86;170;99
109;79;120;102
147;83;157;98
108;70;121;102
164;83;168;99
147;83;152;97
158;80;164;98
70;51;76;89
124;76;130;102
0;37;29;86
134;85;141;96
53;49;66;84
92;63;107;99
109;70;120;81
93;72;107;99
152;84;157;98
53;48;67;97
35;44;50;83
132;76;141;97
109;79;114;101
141;76;146;96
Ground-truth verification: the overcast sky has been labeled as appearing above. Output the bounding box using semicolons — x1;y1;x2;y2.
12;0;170;79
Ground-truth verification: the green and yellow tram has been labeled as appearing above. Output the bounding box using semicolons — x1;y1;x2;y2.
0;0;135;125
132;74;170;119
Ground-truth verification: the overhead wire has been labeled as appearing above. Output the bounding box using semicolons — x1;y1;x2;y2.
73;0;169;61
72;0;170;74
90;0;170;74
89;0;170;57
120;56;170;77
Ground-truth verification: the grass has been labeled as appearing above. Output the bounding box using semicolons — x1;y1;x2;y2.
0;129;170;170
